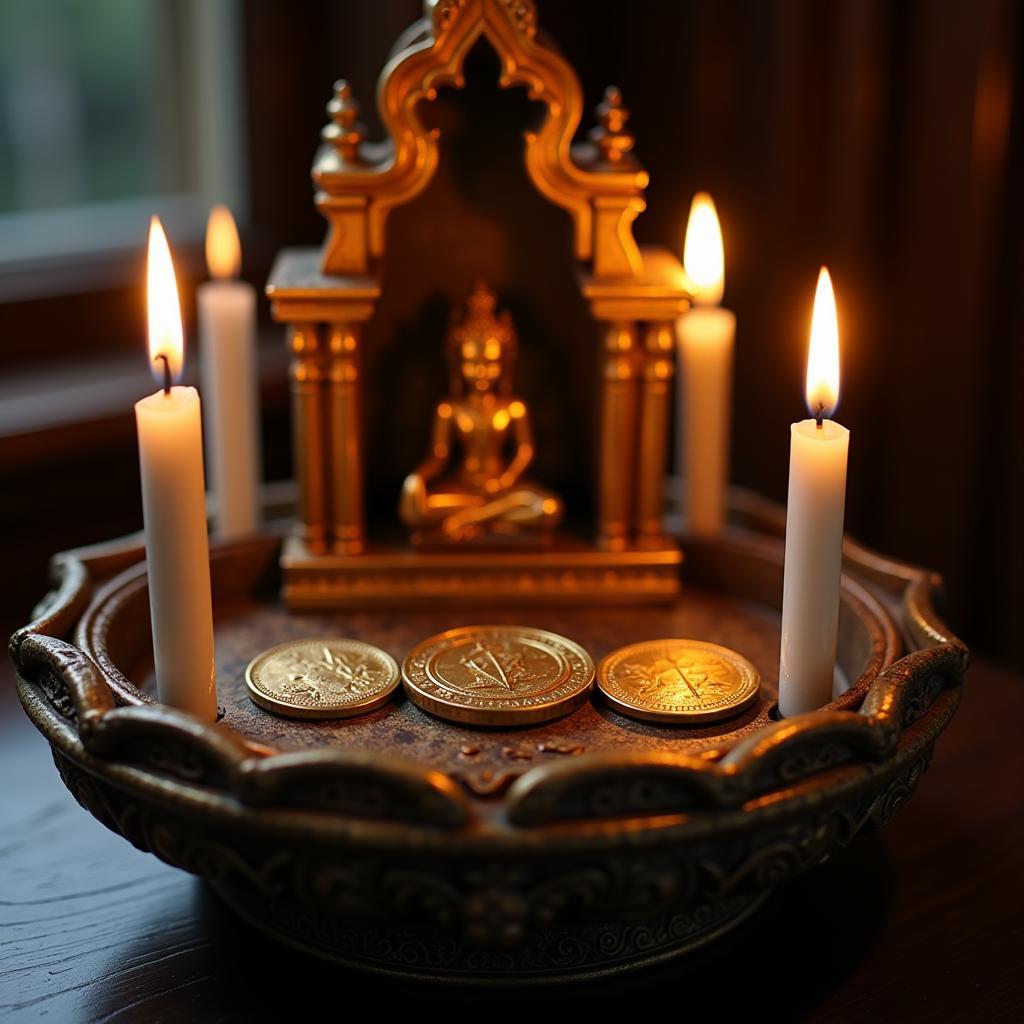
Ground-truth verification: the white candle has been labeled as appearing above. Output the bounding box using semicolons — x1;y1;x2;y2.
198;205;261;537
778;267;849;718
135;217;217;721
677;192;735;535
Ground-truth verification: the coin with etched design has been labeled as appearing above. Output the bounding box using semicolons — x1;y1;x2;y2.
245;638;401;719
597;639;760;724
401;625;595;726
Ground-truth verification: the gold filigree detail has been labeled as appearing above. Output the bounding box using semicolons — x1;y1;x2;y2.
497;0;537;37
431;0;468;33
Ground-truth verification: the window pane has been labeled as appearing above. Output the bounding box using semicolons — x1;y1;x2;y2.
0;0;187;212
0;0;244;273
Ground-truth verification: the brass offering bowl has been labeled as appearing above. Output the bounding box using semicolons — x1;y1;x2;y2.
9;493;966;982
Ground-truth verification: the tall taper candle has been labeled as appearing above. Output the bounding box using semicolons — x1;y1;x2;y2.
677;192;735;535
778;267;849;717
135;217;217;720
198;205;261;536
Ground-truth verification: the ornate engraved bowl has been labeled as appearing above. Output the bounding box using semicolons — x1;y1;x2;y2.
8;493;967;982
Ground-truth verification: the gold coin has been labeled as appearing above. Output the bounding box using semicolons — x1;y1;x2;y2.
245;638;400;720
597;639;760;724
401;625;595;726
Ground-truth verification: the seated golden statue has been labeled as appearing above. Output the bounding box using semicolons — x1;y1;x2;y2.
399;283;564;543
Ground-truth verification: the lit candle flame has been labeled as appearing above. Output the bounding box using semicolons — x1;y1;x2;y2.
683;191;725;305
205;204;241;280
146;216;184;385
806;266;840;419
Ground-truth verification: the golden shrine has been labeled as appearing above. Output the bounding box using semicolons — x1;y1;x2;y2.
265;0;691;606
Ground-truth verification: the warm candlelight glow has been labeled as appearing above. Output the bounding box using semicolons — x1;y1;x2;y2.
683;191;725;305
206;204;241;280
146;216;184;384
805;266;840;419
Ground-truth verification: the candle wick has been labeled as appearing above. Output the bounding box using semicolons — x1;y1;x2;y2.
815;402;825;429
156;354;172;396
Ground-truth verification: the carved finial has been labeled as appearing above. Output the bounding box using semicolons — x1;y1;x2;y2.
589;86;635;165
322;79;366;165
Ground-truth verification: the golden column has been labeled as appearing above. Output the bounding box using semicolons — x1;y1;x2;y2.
597;320;640;549
635;321;675;544
326;323;364;553
288;323;329;553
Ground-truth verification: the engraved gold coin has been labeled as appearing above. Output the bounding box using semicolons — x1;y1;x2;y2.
245;639;400;719
401;625;595;726
597;639;760;724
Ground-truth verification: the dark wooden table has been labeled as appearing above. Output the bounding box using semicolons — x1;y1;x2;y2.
2;652;1022;1023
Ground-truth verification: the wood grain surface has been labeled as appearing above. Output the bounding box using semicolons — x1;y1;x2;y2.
1;654;1022;1023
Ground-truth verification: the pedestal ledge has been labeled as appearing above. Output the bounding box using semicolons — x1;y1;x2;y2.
280;533;683;607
